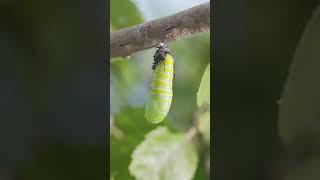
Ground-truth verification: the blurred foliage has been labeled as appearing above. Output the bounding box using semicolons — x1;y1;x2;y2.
110;59;140;113
278;5;320;145
276;5;320;180
110;0;143;30
1;0;106;179
213;0;319;180
168;35;210;130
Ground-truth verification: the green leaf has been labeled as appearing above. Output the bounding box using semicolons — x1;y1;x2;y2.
111;107;155;180
278;5;320;145
198;111;210;145
110;0;143;30
129;127;198;180
197;64;210;108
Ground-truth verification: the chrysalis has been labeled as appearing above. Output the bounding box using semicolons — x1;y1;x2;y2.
145;43;174;123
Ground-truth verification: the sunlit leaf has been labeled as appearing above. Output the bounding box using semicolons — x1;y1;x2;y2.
129;127;198;180
197;64;210;107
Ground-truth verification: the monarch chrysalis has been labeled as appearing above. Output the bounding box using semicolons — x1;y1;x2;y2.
145;43;174;123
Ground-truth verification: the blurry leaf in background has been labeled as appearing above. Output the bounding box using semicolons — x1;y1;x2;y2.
129;127;198;180
278;5;320;145
197;63;210;107
276;5;320;180
110;0;144;30
110;107;156;180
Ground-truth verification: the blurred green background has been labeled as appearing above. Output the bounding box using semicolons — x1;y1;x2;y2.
213;0;320;180
0;0;106;179
110;0;210;179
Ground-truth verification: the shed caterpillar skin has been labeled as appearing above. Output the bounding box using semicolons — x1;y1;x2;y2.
145;43;174;123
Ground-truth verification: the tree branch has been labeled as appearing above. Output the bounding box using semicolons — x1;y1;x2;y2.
110;2;210;59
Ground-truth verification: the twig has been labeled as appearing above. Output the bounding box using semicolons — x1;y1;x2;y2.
185;106;208;140
110;2;210;59
186;126;198;141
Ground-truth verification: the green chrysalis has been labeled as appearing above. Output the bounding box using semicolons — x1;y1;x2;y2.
145;43;174;123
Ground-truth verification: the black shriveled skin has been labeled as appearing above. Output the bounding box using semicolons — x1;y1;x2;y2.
152;43;171;70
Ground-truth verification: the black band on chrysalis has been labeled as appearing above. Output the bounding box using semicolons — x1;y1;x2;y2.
152;43;171;70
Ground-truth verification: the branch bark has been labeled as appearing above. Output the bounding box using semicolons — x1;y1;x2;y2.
110;2;210;59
